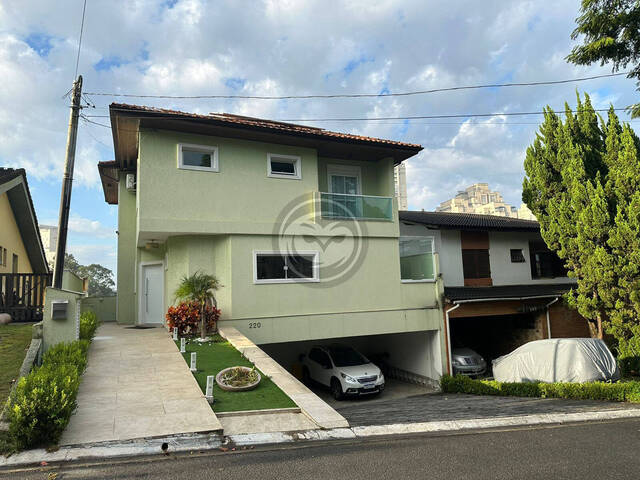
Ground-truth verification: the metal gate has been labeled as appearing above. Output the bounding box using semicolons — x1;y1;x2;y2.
0;273;52;322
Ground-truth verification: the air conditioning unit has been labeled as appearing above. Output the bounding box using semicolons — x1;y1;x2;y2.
126;173;136;192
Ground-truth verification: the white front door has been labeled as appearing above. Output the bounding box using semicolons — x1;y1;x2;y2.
140;264;163;325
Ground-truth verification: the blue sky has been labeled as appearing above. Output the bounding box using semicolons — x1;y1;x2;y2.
1;0;638;277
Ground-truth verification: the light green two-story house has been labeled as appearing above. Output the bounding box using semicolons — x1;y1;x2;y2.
98;103;445;384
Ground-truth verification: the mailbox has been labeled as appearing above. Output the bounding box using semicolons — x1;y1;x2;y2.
51;300;69;320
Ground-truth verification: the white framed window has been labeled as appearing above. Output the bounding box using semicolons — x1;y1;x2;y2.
399;236;436;282
267;153;301;179
253;251;319;284
177;143;219;172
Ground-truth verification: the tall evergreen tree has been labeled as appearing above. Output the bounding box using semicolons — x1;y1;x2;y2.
523;93;640;372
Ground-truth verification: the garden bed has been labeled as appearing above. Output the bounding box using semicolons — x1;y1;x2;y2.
176;338;296;413
0;324;33;406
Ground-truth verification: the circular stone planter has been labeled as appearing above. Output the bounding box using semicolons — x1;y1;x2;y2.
215;366;261;392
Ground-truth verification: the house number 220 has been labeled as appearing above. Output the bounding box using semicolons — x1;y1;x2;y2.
249;322;262;329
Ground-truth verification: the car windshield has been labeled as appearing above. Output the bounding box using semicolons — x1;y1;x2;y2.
328;346;368;367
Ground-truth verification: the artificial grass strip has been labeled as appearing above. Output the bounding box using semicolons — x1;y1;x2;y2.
176;339;296;413
0;324;33;405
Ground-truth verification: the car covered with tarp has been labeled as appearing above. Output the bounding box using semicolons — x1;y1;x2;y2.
492;338;620;383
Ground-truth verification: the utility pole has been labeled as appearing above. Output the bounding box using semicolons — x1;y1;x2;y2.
53;75;83;288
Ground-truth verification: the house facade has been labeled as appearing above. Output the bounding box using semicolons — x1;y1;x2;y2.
98;104;445;385
399;210;591;373
0;168;50;321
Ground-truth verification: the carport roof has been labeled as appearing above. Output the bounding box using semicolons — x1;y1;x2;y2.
444;284;573;302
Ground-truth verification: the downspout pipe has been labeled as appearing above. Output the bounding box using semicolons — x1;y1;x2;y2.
445;303;461;375
545;297;559;339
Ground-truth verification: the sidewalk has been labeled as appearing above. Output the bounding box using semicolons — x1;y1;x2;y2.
60;324;223;445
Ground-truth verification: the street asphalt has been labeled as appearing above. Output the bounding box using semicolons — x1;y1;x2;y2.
3;418;640;479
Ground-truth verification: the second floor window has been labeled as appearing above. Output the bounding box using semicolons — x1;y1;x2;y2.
178;143;219;172
462;249;491;279
529;242;567;278
267;153;301;179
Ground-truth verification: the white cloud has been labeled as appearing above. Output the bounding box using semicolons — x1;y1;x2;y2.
0;0;637;213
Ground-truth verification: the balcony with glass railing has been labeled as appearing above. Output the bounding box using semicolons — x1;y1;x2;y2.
319;192;394;221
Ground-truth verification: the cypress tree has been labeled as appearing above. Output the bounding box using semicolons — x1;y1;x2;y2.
523;93;640;373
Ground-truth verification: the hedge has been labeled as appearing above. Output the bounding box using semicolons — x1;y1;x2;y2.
440;374;640;403
4;341;90;451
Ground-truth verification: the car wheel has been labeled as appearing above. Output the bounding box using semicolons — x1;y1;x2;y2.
331;378;344;400
302;367;311;386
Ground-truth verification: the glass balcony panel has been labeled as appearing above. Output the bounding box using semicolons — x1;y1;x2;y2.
320;193;393;220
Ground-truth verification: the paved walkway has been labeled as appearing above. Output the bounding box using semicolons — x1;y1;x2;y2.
61;324;222;445
335;392;640;427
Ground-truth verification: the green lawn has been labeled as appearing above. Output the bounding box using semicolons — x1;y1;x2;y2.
0;324;33;406
176;338;296;413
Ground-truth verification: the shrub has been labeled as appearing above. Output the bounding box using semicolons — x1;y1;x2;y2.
6;340;90;450
166;301;221;336
42;341;89;376
79;310;100;341
440;374;640;404
6;363;80;450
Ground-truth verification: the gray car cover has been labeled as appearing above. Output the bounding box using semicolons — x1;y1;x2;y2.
492;338;620;383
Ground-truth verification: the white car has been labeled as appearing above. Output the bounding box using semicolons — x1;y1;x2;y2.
301;345;385;400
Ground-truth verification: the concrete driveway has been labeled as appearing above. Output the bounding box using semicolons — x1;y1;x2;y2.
61;323;223;445
334;391;640;427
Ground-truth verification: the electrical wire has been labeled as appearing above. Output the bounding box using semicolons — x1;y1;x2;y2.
73;0;88;79
82;71;629;101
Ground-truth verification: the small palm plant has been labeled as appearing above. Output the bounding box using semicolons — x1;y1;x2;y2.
174;271;221;339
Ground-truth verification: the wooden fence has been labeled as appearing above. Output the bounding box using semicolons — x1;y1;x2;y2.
0;273;52;322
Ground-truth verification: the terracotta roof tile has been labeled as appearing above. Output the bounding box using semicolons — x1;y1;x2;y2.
109;103;423;150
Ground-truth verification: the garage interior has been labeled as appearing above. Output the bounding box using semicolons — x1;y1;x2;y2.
261;329;443;391
445;285;593;376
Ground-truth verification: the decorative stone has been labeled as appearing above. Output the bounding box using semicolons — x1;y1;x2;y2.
180;337;186;353
0;313;12;325
215;366;261;392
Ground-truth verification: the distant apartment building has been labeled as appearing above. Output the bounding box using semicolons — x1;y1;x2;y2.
394;163;408;210
39;224;58;265
436;183;536;220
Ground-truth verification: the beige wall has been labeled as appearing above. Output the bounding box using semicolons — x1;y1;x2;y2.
0;192;33;274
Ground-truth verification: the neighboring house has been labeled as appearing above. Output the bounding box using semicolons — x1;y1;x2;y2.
399;210;591;373
39;224;59;266
0;168;51;321
98;104;445;385
436;182;536;220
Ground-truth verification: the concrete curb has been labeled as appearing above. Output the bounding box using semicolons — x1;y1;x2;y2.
3;408;640;468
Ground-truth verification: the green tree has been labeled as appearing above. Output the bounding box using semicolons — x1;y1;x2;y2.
174;271;221;338
523;93;640;372
63;253;115;297
567;0;640;116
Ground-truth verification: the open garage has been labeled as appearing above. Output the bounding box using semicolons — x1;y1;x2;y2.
444;285;592;376
261;329;443;403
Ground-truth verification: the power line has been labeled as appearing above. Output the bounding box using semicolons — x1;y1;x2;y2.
73;0;88;79
80;107;630;131
83;71;629;101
